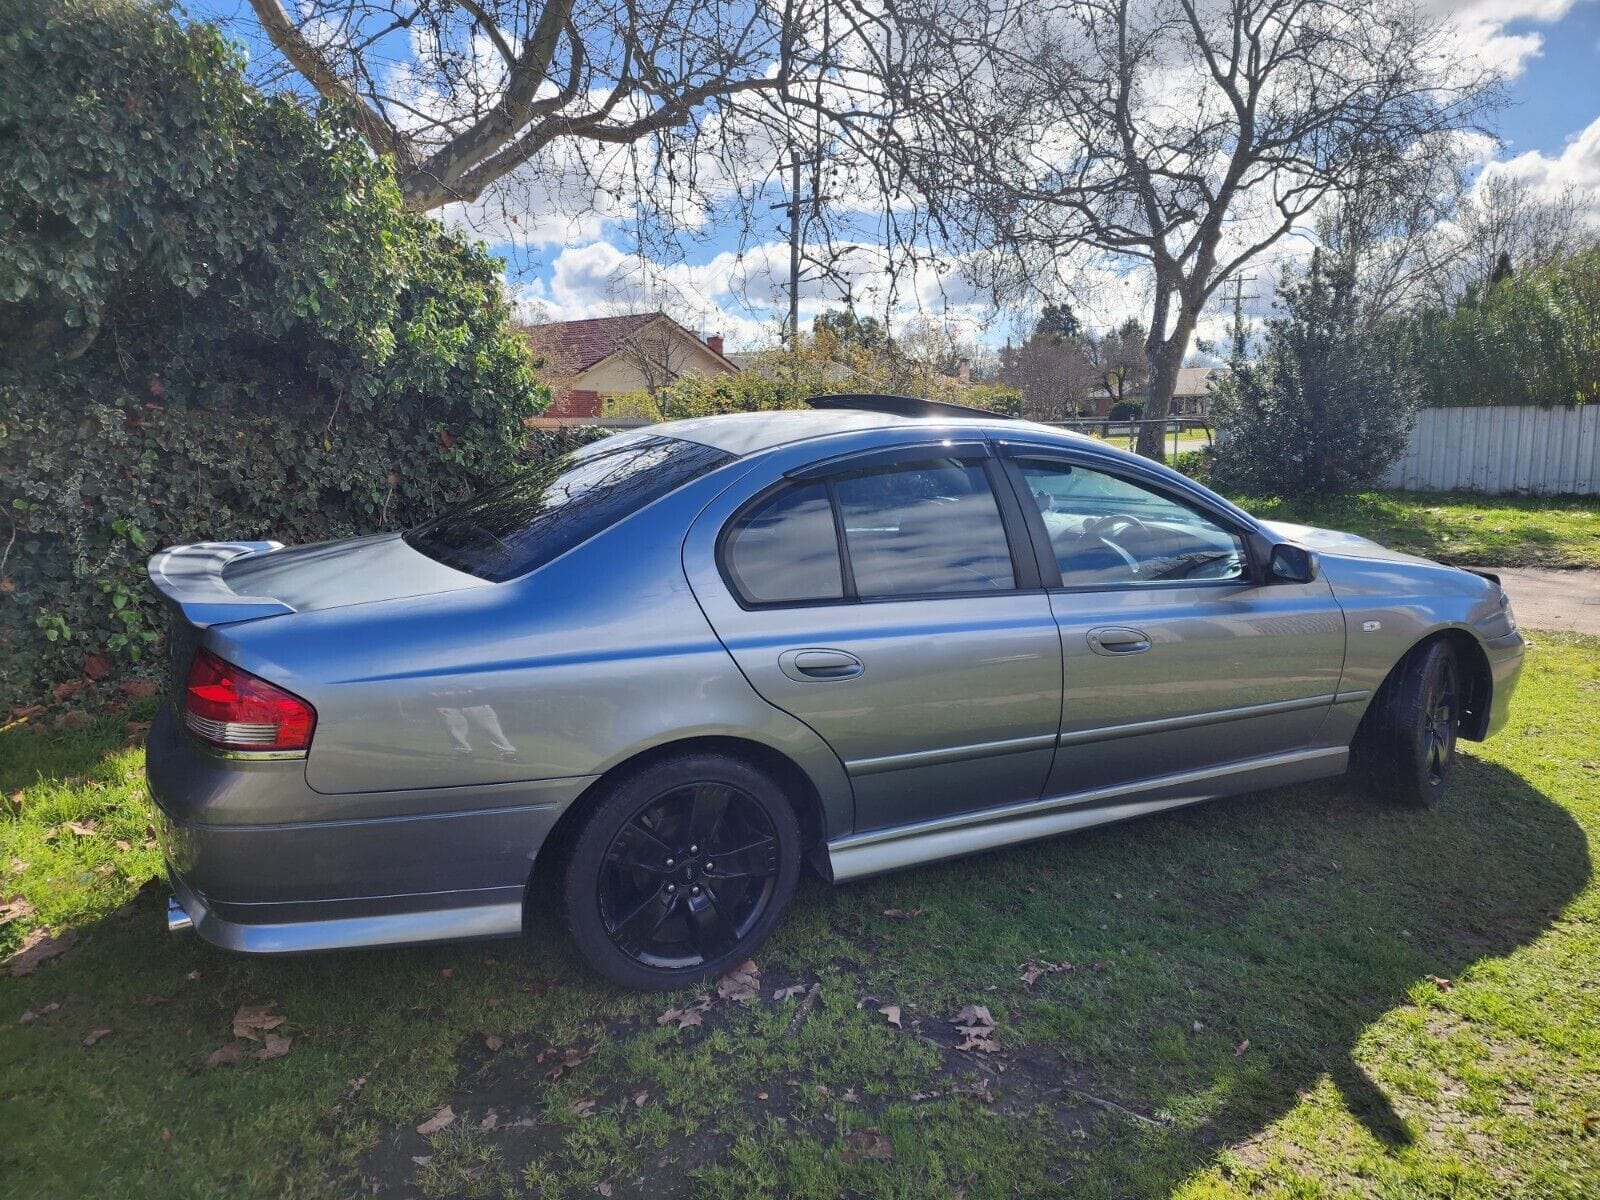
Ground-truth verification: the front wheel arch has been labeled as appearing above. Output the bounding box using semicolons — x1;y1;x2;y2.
1371;629;1492;743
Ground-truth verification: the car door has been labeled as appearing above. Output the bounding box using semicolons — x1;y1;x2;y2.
690;442;1063;834
998;448;1347;799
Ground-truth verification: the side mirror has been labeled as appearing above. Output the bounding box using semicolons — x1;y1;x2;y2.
1268;542;1320;584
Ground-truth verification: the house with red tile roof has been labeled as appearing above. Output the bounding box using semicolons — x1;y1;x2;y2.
520;312;740;418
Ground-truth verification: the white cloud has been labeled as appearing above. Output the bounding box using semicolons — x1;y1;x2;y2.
1423;0;1591;79
1480;113;1600;218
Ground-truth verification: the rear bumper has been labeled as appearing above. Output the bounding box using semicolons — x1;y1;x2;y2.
147;702;596;953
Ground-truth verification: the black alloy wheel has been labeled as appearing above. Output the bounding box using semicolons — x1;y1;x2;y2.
1355;639;1461;809
598;782;779;968
563;753;802;989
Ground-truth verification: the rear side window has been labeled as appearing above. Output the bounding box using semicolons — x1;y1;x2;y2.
719;456;1017;606
406;434;732;581
723;482;844;604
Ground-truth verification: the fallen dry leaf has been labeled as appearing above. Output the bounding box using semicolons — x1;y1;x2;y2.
439;967;454;979
598;1183;613;1197
484;1034;504;1052
4;927;76;976
56;710;92;732
83;654;111;680
231;1002;285;1041
255;1033;292;1061
882;907;925;920
114;839;132;853
184;969;201;982
878;1004;903;1029
840;1129;895;1163
1426;974;1453;992
1234;1039;1251;1057
64;819;98;838
0;895;35;925
716;958;761;1002
569;1098;596;1118
120;679;159;699
632;1090;649;1107
1019;959;1073;987
83;1028;113;1046
951;1004;1000;1053
479;1110;499;1131
18;1001;60;1024
416;1105;456;1136
207;1043;248;1068
657;995;712;1030
773;983;808;1001
410;1155;432;1167
539;1046;591;1081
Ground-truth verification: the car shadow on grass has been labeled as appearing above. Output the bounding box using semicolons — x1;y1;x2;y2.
2;731;1587;1199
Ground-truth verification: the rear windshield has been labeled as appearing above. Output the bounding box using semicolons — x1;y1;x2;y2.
404;434;733;581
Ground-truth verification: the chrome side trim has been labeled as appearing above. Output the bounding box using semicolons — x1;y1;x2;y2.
1056;692;1338;747
1332;689;1372;704
826;745;1348;882
847;732;1058;777
167;873;523;954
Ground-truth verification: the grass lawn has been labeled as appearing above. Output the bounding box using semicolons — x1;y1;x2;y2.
1228;490;1600;570
3;636;1598;1199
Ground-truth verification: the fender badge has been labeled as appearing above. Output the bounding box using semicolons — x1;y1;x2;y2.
1361;620;1382;632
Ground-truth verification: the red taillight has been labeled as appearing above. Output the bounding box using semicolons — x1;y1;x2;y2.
183;649;316;753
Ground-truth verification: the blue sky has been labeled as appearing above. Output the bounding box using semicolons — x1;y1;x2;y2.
195;0;1600;348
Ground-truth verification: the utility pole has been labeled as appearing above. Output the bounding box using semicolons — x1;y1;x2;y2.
788;156;801;348
1225;273;1259;365
770;156;824;351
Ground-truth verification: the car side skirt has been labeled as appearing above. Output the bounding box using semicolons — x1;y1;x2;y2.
825;745;1348;882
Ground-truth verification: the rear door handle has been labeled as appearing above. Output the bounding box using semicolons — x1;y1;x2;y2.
1087;626;1152;656
779;648;864;681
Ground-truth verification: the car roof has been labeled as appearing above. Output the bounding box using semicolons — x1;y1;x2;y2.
651;408;1097;457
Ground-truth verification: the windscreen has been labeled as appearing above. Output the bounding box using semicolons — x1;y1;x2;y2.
405;434;733;582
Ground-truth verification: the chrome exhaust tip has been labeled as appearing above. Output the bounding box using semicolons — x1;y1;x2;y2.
166;894;194;934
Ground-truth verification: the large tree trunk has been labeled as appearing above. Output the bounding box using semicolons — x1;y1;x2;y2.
1135;309;1197;461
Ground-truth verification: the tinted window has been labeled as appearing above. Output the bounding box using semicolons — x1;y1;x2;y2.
406;434;732;581
723;483;845;604
1018;460;1245;587
834;460;1015;597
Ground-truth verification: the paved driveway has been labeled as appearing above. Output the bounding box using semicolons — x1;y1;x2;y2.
1474;566;1600;635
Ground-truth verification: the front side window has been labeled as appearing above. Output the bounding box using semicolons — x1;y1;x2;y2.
834;460;1015;598
406;434;732;581
1017;460;1246;587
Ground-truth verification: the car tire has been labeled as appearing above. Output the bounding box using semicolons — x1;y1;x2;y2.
562;752;802;990
1355;639;1461;810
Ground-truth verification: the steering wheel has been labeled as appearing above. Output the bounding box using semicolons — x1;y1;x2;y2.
1083;512;1151;577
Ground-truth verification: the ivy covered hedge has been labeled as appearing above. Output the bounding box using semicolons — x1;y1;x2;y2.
0;0;550;702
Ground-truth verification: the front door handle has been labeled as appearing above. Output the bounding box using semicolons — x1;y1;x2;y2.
1087;626;1152;656
779;648;864;681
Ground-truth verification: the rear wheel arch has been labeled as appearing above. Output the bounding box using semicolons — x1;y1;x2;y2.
525;735;830;915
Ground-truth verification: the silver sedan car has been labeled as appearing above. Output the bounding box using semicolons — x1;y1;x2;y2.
147;396;1525;989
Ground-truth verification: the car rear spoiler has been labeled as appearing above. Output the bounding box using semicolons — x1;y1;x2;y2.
147;542;295;628
1464;568;1501;586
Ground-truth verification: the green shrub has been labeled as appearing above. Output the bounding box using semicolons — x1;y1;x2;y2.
0;0;549;701
1407;245;1600;408
1212;252;1416;496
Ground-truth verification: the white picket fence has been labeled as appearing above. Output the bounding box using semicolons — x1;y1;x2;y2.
1384;405;1600;496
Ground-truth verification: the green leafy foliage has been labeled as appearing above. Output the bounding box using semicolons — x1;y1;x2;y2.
0;0;551;701
1212;252;1417;496
1406;245;1600;408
